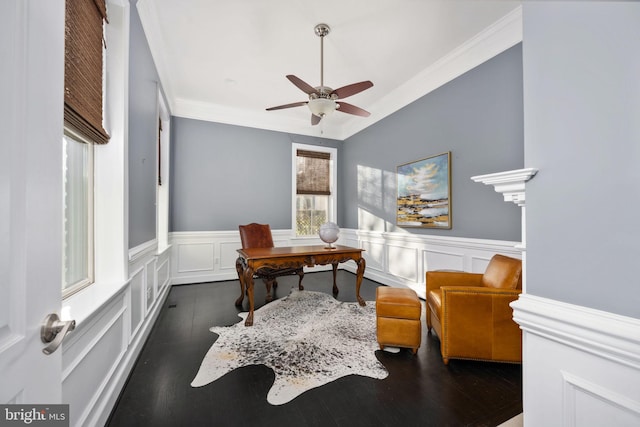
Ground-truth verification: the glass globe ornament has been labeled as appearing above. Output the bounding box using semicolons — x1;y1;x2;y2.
318;222;340;249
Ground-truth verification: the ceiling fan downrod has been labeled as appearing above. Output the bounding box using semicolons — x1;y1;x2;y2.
314;23;330;94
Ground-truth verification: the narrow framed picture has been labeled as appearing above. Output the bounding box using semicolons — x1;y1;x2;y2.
397;151;451;229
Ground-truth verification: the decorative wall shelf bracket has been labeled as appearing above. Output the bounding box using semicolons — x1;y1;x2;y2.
470;168;538;207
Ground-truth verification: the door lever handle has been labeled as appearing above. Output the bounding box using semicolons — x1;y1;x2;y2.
41;313;76;355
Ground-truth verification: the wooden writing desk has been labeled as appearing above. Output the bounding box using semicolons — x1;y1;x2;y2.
235;245;366;326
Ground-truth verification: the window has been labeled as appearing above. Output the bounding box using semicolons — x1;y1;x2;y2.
62;132;94;296
293;144;337;236
62;0;108;297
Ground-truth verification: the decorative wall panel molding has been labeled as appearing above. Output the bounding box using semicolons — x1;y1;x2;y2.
423;249;464;272
128;267;145;338
360;239;385;272
170;229;521;298
177;242;215;273
62;240;171;427
511;294;640;426
62;294;127;426
340;229;521;298
128;238;158;262
156;251;170;294
145;257;156;315
562;371;640;426
170;230;333;285
386;244;419;283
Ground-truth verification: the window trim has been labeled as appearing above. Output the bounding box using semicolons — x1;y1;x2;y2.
291;143;337;237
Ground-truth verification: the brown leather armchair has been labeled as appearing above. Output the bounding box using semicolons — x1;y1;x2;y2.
426;254;522;364
236;223;304;304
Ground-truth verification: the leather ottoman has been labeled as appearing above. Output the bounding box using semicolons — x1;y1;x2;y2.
375;287;422;354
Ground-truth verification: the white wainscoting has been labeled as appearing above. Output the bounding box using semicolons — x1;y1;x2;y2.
170;230;334;285
511;295;640;426
61;241;171;427
340;229;521;298
170;228;521;298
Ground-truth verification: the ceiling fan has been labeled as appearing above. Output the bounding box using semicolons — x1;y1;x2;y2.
266;23;373;126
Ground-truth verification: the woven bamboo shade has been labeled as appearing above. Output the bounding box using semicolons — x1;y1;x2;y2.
64;0;109;144
296;150;331;195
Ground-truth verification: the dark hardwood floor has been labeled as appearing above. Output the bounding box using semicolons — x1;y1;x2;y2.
107;271;522;427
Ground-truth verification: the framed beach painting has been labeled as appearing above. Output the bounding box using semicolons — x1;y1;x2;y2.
397;152;451;229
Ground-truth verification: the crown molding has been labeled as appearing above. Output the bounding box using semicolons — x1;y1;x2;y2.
138;4;523;141
136;0;177;114
171;98;345;140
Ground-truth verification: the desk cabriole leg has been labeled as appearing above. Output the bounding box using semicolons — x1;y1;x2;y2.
264;278;274;302
244;266;255;326
331;263;339;294
234;257;245;306
355;257;366;306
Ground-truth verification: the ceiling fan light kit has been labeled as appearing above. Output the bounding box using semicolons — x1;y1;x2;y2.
266;23;373;126
308;97;337;117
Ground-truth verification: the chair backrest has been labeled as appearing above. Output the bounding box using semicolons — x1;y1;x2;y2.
238;223;275;249
482;254;522;289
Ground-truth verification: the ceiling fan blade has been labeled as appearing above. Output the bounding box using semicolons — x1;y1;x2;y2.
266;101;308;111
286;75;318;95
331;81;373;99
336;102;370;117
311;114;321;126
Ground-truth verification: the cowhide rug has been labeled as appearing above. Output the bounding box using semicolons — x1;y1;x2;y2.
191;290;388;405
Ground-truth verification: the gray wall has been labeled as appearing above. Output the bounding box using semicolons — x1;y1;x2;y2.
340;44;524;241
523;2;640;318
128;0;160;248
169;119;339;231
169;45;524;241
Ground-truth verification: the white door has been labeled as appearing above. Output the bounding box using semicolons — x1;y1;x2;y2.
0;0;66;404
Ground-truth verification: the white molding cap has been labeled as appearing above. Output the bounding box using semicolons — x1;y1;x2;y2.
471;168;538;207
511;294;640;369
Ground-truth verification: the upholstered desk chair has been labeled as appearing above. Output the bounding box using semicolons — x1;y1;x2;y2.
425;254;522;364
237;223;304;302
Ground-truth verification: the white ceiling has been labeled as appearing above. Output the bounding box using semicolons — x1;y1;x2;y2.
137;0;522;140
